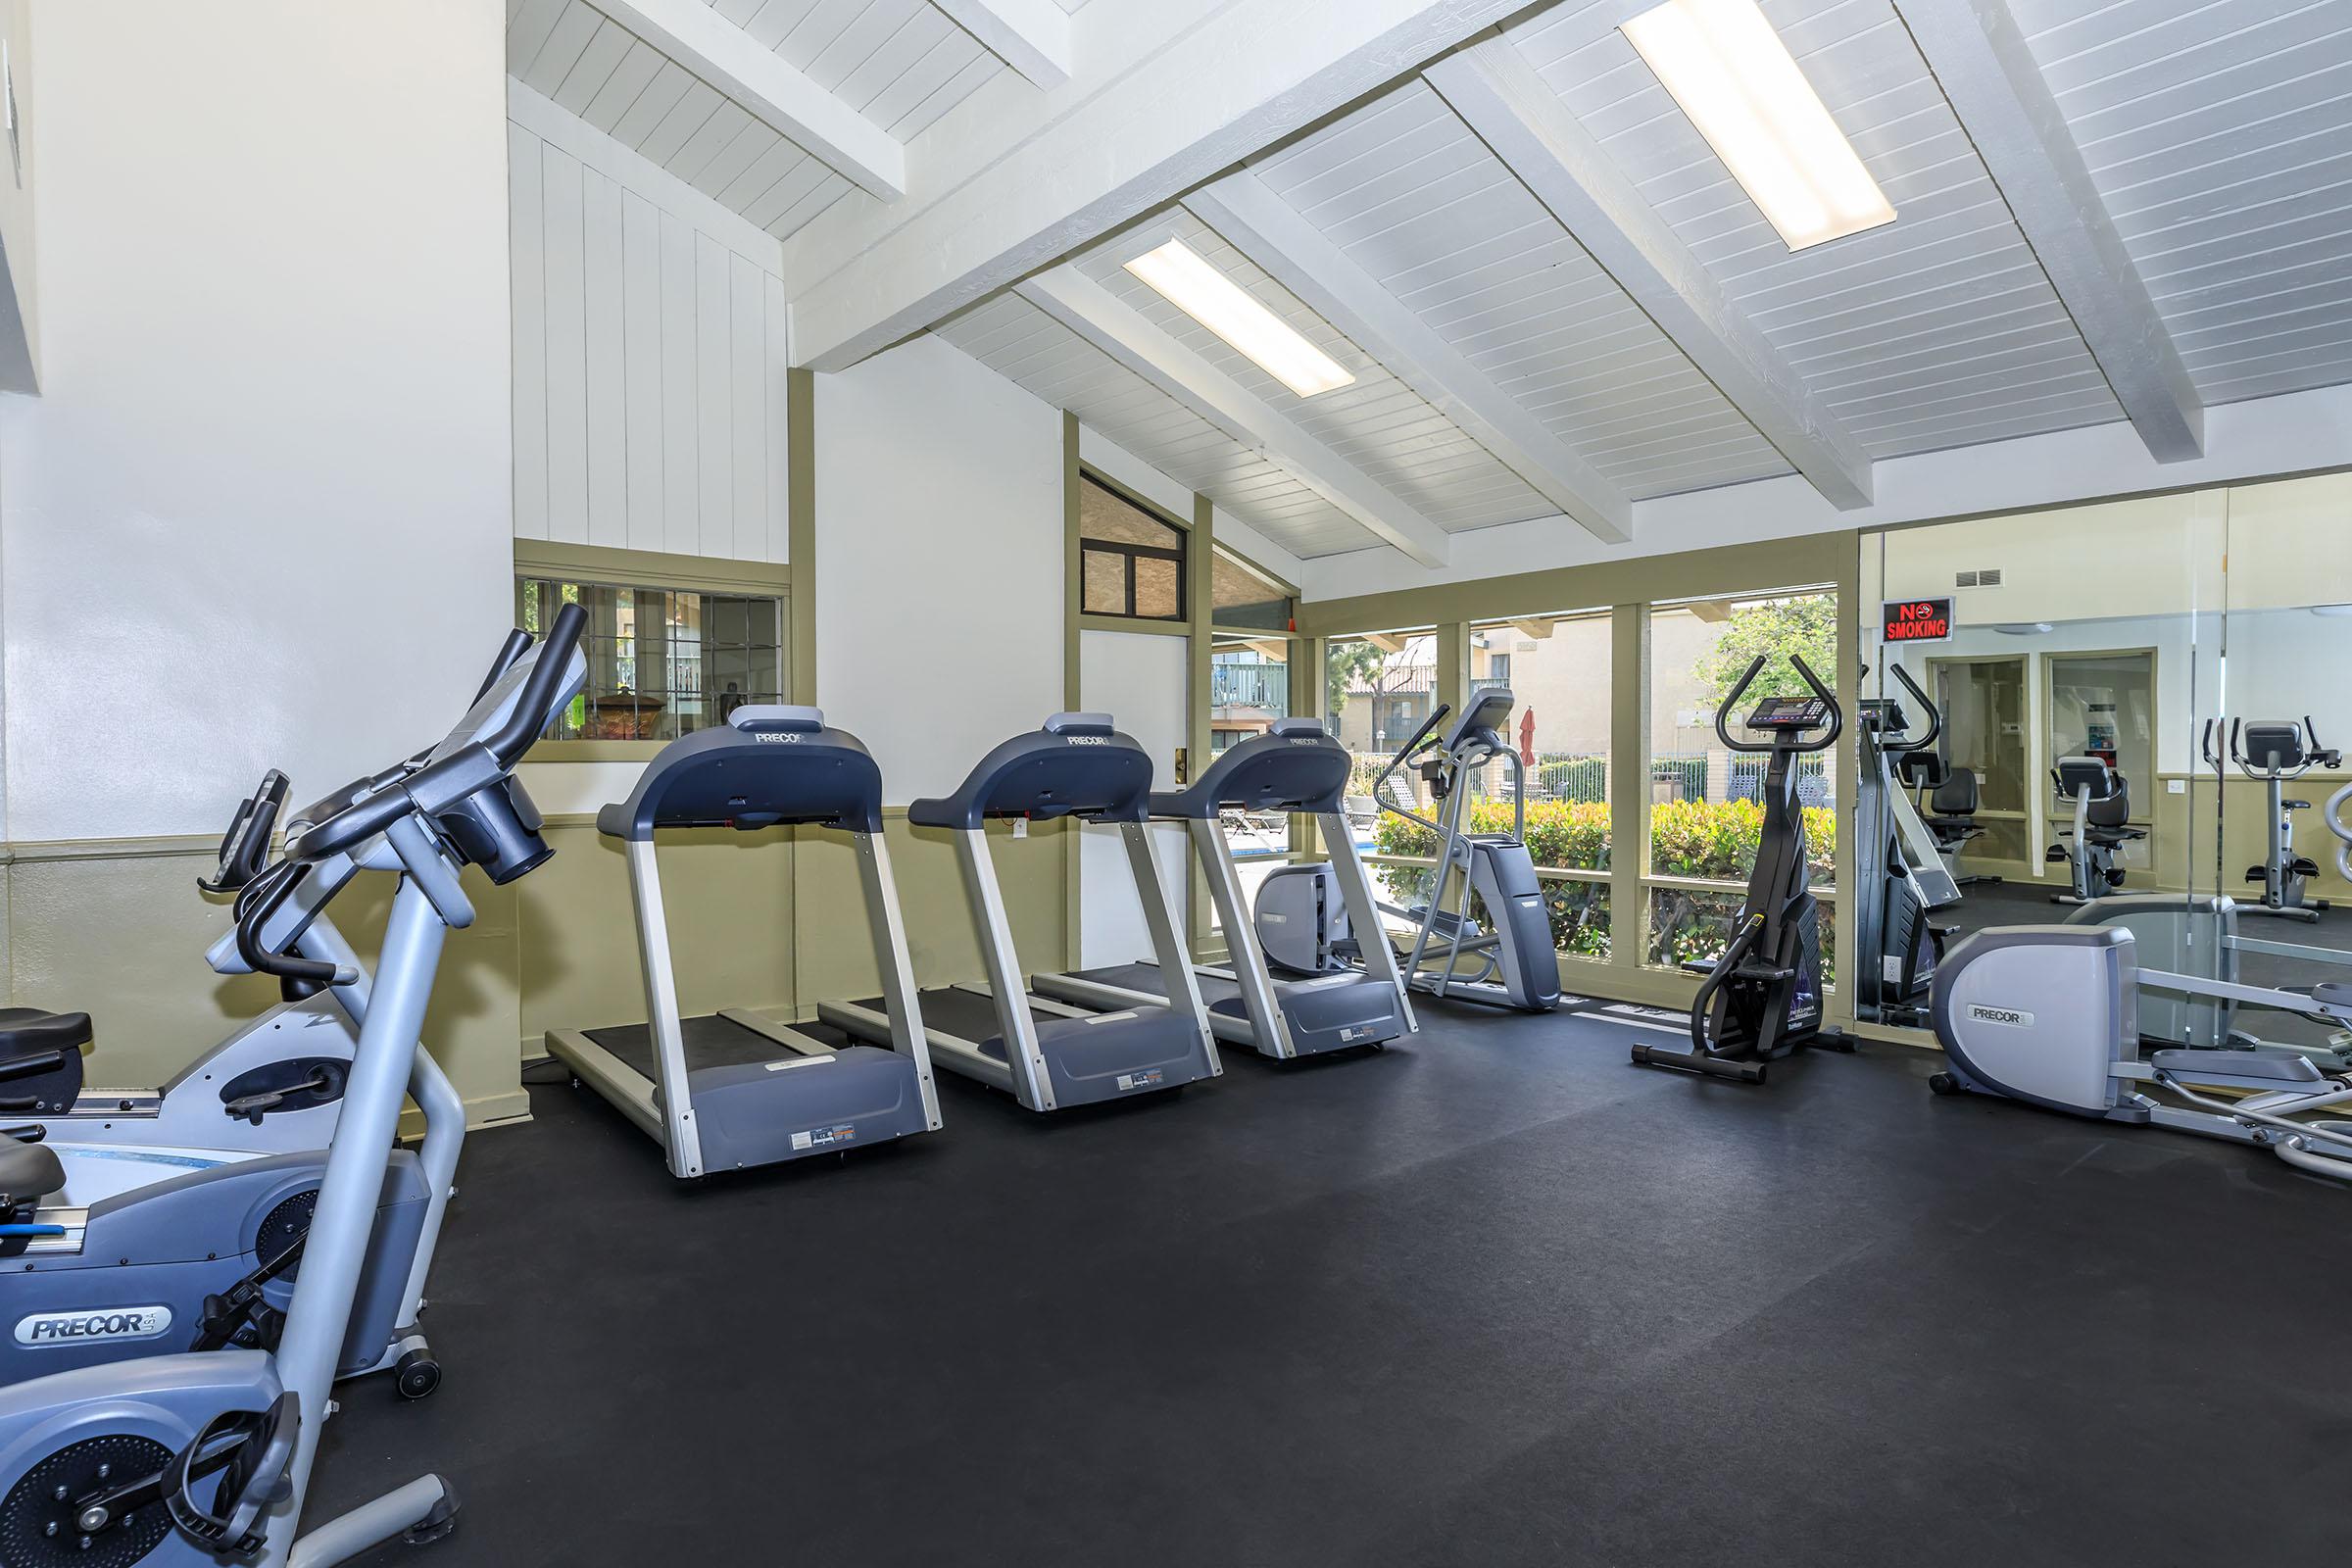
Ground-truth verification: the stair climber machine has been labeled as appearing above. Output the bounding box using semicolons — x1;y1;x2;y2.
1633;655;1850;1083
822;714;1220;1111
546;706;941;1179
1255;688;1560;1013
0;602;586;1567
1031;717;1414;1059
2210;716;2340;921
1853;666;1962;1027
0;630;542;1400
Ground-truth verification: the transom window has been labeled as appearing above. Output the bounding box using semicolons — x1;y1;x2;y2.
1079;474;1186;621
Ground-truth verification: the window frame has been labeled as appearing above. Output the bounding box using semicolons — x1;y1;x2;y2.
514;541;792;762
1076;470;1190;625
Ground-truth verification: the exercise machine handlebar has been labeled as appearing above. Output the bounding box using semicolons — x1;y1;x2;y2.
1886;663;1941;754
1714;653;1841;755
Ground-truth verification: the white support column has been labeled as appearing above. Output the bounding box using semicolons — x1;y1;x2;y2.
1891;0;2203;462
1425;36;1875;511
1187;172;1633;546
1016;265;1454;568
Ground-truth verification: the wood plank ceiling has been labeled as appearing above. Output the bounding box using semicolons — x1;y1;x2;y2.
512;0;2352;564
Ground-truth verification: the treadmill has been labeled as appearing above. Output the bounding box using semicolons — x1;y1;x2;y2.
546;707;941;1179
1033;717;1414;1058
819;712;1221;1111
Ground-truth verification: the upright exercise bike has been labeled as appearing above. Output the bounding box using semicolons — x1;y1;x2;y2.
0;603;586;1568
2210;716;2340;922
1634;654;1849;1083
0;633;537;1398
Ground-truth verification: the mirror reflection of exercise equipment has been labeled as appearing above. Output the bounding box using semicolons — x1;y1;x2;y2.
1855;665;1961;1027
2047;757;2145;905
1903;753;1999;889
2210;717;2341;922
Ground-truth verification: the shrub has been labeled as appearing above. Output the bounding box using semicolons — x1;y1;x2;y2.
1367;796;1837;969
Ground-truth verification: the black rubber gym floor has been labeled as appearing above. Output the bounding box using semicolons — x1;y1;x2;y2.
315;1002;2352;1567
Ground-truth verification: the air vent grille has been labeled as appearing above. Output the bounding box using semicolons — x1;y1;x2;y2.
1954;568;2003;589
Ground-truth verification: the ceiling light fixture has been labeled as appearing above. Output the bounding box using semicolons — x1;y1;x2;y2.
1622;0;1896;252
1122;239;1356;398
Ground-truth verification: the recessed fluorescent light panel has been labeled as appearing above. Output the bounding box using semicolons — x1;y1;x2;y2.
1622;0;1896;252
1122;239;1356;398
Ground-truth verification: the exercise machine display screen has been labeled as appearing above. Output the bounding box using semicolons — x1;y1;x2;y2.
1746;696;1833;730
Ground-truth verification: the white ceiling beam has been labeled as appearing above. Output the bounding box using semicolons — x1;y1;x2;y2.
596;0;906;202
1892;0;2203;463
1186;172;1634;547
931;0;1072;91
790;0;1534;372
1425;36;1875;511
1017;266;1452;568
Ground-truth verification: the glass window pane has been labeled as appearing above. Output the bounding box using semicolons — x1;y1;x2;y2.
1648;591;1839;887
1468;612;1610;878
516;572;782;742
1211;550;1290;630
1133;556;1180;619
1082;549;1129;615
1078;475;1183;550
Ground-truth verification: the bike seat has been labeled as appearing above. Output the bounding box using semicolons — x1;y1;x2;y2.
0;1137;64;1203
0;1008;91;1062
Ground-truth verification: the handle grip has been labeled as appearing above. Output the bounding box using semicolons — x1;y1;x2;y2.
483;602;586;768
1714;655;1770;754
1889;663;1939;753
1788;655;1842;754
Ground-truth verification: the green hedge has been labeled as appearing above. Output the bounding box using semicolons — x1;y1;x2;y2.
1370;797;1837;968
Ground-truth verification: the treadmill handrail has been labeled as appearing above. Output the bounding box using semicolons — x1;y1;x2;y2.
1147;719;1350;818
907;715;1157;829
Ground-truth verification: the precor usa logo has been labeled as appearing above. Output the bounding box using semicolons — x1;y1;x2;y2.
750;733;803;744
1967;1003;2035;1028
1065;736;1109;746
17;1305;176;1347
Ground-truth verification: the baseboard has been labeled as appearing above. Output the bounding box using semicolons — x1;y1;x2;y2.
398;1086;532;1139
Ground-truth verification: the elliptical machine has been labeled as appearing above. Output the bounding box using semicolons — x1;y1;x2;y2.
2210;716;2339;921
0;603;585;1568
1254;687;1560;1012
1633;654;1848;1083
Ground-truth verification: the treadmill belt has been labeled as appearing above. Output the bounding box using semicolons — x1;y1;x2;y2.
866;988;1068;1062
582;1013;794;1080
1071;962;1240;1007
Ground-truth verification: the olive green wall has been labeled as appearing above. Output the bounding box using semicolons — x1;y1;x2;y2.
4;839;531;1129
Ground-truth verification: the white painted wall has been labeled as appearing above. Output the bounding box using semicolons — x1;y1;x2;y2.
0;0;512;843
508;83;788;564
812;333;1062;800
1077;628;1189;967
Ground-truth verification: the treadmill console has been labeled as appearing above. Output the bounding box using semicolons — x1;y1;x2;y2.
1745;696;1833;731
